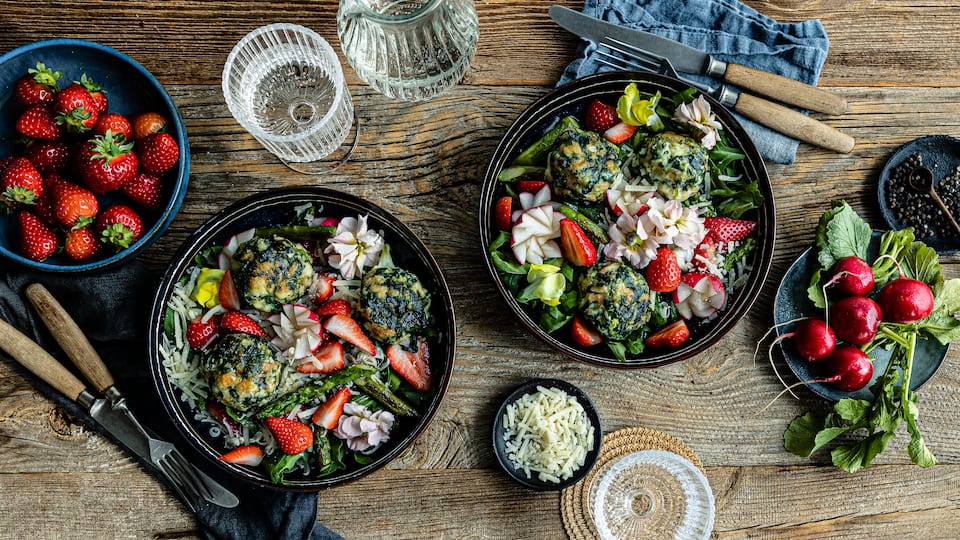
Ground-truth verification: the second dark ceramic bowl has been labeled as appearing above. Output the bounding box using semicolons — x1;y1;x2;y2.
478;71;775;368
148;187;456;490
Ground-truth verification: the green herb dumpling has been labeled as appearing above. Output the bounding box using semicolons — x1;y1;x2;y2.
232;236;316;313
357;266;432;344
630;131;707;202
546;127;624;203
202;333;287;412
577;261;652;341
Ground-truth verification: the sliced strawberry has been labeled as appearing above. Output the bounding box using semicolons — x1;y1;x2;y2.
559;218;597;267
645;247;682;293
219;445;264;466
313;273;337;303
219;269;242;310
517;180;548;193
571;315;603;347
494;195;513;231
220;311;267;338
584;99;619;133
644;320;691;348
186;316;219;350
311;387;352;429
387;339;432;392
315;298;351;317
324;313;376;356
692;232;719;269
264;416;313;455
703;216;757;244
296;341;344;374
603;122;637;144
207;401;243;435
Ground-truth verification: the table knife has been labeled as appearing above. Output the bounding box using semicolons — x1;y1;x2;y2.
550;5;847;116
0;284;238;511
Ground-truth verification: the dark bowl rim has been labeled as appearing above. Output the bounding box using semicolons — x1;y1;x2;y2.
0;38;190;273
490;377;603;491
478;70;775;369
147;186;457;491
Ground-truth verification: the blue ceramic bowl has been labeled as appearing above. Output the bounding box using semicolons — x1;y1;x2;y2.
0;39;189;272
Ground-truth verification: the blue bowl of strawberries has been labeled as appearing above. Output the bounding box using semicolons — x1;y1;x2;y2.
0;38;189;272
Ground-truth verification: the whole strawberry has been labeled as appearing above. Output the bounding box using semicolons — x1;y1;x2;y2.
94;113;133;142
25;140;70;174
63;226;100;260
584;99;620;133
79;132;139;194
78;74;108;115
17;210;59;261
132;111;168;140
95;204;144;249
1;157;44;210
121;173;164;211
13;62;62;107
54;82;99;133
49;176;99;229
136;132;179;175
645;246;682;292
16;103;64;141
264;416;313;455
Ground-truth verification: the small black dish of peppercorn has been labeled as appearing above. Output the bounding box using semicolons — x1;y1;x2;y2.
878;135;960;254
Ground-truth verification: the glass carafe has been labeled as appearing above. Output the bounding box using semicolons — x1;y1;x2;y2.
337;0;479;101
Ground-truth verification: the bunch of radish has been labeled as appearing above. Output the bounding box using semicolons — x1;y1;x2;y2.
768;254;934;395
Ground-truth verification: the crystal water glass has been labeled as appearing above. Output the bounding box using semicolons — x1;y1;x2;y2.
222;23;355;164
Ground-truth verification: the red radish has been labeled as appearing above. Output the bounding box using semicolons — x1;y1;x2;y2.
825;256;875;297
829;296;882;345
780;318;837;362
820;346;874;391
874;255;935;323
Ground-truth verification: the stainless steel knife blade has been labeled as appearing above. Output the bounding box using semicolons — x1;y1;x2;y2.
549;5;847;115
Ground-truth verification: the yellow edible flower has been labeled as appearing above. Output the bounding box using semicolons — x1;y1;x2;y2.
192;268;226;308
617;85;663;131
522;264;566;307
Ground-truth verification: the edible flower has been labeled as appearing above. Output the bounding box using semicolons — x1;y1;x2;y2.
603;211;659;268
333;402;395;452
192;268;225;308
673;95;723;149
325;215;384;280
519;263;565;306
511;205;562;265
640;196;706;251
617;85;663;131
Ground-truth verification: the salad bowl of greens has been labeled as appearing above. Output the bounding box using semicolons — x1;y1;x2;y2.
480;71;775;368
148;187;455;490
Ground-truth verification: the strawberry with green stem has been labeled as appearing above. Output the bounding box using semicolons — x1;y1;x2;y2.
13;62;61;107
54;82;99;133
1;157;44;210
78;73;108;114
49;176;98;229
94;204;143;249
63;226;100;260
79;131;139;194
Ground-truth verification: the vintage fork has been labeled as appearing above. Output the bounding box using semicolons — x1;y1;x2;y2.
594;36;856;154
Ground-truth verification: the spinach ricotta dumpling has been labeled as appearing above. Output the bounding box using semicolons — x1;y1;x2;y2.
232;235;316;313
545;127;624;204
577;261;652;341
630;131;708;202
201;332;289;412
356;266;432;344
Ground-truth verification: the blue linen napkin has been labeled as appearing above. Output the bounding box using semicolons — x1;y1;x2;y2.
557;0;831;164
0;262;342;540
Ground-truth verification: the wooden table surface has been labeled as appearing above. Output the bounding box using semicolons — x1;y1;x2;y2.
2;1;960;538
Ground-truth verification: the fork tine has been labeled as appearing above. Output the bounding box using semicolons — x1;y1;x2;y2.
155;453;199;512
161;450;212;501
598;37;681;79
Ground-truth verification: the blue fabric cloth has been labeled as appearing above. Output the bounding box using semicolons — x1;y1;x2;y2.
558;0;831;164
0;263;342;540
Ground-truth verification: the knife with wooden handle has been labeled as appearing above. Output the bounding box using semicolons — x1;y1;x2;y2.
0;316;89;402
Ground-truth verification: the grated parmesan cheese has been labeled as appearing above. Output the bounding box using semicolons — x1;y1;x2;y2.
501;386;595;483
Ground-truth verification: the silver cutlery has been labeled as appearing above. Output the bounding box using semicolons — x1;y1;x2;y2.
595;37;855;154
0;283;239;512
550;4;847;116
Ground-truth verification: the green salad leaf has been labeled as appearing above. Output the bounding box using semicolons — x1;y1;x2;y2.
814;201;871;270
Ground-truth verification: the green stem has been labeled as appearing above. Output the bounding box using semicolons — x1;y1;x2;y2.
899;332;917;408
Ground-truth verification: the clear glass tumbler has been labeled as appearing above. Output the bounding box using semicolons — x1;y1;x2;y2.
222;23;355;164
337;0;479;102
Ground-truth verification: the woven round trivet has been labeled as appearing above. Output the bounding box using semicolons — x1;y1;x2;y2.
560;427;705;540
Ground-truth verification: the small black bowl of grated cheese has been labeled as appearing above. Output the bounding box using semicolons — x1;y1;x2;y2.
492;378;602;490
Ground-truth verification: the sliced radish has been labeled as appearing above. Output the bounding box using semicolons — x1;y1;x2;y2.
268;304;323;359
606;182;653;216
218;228;256;270
673;272;726;319
510;204;562;265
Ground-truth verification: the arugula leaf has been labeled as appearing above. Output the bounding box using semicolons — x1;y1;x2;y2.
607;341;627;361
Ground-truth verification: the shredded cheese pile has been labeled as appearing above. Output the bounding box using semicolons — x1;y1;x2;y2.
502;386;595;483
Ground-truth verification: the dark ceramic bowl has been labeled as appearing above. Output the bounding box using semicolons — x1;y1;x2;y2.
774;232;947;402
478;71;775;368
147;187;456;490
0;39;189;272
491;378;602;491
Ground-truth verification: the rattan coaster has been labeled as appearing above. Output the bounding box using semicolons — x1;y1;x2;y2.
560;427;705;540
